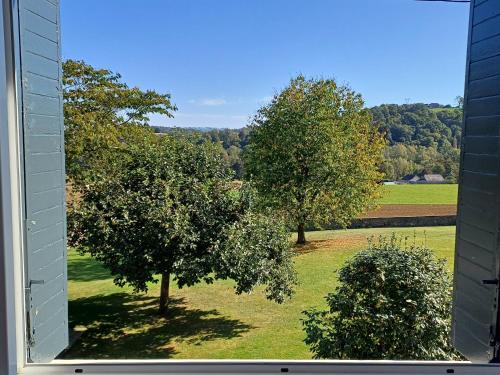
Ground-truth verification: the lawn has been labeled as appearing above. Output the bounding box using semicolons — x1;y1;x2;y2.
65;226;456;360
378;184;458;205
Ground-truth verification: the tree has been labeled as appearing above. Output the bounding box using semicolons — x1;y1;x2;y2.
245;76;385;244
152;127;250;179
63;59;176;185
69;135;297;314
302;235;459;360
225;145;243;178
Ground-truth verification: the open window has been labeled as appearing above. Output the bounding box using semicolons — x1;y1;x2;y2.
3;0;500;373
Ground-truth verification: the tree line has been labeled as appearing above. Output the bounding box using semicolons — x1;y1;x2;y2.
152;127;251;178
373;103;462;182
155;102;462;182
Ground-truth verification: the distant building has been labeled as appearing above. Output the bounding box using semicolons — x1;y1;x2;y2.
399;173;445;184
422;174;445;183
401;174;421;183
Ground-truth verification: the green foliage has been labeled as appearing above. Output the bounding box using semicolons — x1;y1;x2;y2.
63;59;176;184
215;211;297;303
302;235;458;360
371;103;462;181
153;127;250;179
153;102;463;183
381;143;460;182
371;103;462;148
244;75;385;243
69;135;296;312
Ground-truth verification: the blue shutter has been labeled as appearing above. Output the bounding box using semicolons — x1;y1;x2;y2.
452;0;500;363
17;0;68;362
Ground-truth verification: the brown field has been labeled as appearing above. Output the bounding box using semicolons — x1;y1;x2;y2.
362;204;457;219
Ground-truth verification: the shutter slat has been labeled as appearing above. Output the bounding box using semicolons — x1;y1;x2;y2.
18;0;68;362
453;0;500;363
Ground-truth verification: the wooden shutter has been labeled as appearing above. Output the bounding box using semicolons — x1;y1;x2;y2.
452;0;500;363
17;0;68;362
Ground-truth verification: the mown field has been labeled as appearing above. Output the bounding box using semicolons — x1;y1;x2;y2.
378;184;458;205
65;226;456;360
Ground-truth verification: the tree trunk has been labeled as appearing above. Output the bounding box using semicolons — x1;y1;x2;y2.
297;222;306;245
159;271;170;315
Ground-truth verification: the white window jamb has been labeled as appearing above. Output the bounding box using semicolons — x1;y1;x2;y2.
0;0;29;374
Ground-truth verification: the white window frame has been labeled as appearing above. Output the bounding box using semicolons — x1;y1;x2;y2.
2;0;500;374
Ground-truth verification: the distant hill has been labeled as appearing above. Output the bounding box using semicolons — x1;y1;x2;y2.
370;103;462;149
154;103;463;149
370;103;462;182
151;103;463;182
152;126;218;133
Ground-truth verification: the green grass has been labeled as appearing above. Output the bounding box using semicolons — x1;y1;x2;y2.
378;184;458;205
65;226;456;360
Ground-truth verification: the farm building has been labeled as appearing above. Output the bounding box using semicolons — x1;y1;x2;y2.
399;174;445;184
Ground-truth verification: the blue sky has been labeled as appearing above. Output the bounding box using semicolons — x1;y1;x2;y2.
61;0;470;128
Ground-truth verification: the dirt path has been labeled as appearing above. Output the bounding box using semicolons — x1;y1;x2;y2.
362;204;457;218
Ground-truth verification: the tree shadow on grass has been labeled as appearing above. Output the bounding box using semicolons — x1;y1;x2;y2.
294;235;367;255
67;257;113;282
63;293;252;359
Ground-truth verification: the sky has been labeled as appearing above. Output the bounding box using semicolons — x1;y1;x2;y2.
61;0;470;128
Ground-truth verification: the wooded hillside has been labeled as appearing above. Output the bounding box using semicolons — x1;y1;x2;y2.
153;103;463;182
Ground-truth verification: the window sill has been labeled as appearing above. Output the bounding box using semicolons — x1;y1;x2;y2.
20;359;500;375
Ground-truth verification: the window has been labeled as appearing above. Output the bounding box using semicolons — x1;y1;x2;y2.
2;0;500;374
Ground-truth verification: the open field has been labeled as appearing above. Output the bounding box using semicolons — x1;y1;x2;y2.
65;226;456;360
362;184;459;218
378;184;458;205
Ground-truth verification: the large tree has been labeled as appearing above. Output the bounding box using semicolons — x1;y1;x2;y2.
63;59;176;185
69;135;297;314
245;76;385;244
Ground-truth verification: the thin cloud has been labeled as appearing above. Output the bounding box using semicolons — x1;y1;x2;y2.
187;98;227;106
201;98;226;106
188;98;226;106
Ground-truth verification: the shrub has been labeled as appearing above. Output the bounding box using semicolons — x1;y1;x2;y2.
302;235;459;360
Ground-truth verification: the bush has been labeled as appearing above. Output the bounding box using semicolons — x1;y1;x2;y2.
302;235;459;360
